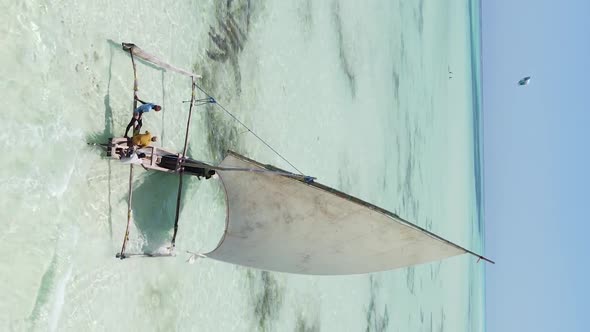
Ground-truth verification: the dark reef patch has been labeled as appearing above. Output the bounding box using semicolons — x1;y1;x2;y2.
247;270;284;331
206;0;252;95
365;276;390;332
332;1;356;97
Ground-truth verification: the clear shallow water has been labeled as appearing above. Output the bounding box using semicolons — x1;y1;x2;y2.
0;0;485;331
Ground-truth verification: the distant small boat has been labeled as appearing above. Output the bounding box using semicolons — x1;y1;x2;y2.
518;76;531;86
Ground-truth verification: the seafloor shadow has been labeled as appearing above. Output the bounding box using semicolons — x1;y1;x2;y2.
86;40;118;144
132;171;189;252
86;39;120;238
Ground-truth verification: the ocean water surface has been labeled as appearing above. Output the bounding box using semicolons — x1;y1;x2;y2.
0;0;485;331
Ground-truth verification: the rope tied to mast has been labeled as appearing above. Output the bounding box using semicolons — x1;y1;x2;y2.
193;84;306;176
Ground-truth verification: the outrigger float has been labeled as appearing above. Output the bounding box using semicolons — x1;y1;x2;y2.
96;42;493;275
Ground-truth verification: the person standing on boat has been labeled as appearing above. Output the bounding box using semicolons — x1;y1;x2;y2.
124;97;162;138
131;131;158;148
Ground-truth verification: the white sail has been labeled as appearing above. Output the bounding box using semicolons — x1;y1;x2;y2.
206;152;478;275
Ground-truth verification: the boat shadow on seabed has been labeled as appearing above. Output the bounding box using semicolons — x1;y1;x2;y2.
131;171;186;253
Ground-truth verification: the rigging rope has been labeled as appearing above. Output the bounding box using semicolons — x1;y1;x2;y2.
194;84;305;176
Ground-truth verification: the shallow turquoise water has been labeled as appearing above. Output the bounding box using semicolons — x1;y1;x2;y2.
0;0;485;331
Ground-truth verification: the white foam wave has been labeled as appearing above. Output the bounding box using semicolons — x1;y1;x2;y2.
48;265;72;332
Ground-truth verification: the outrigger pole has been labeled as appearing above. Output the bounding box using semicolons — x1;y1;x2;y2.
117;46;140;259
